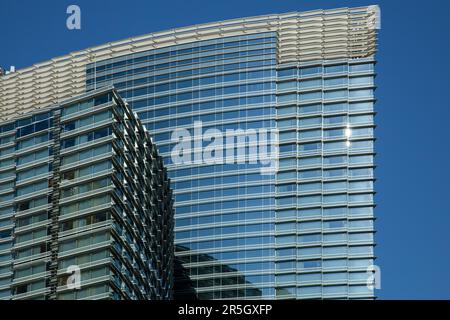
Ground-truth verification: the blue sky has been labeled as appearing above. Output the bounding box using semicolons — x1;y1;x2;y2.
1;0;450;299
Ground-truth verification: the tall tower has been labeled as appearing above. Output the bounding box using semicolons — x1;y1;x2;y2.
0;88;174;299
0;5;379;299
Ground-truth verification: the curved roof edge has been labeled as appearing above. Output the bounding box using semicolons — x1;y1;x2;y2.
0;5;379;121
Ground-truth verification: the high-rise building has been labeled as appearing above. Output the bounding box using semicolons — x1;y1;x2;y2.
0;6;379;300
0;87;174;300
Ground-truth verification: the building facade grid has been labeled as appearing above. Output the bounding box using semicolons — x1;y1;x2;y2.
0;88;174;300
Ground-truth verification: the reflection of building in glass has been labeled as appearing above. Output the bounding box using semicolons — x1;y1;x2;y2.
0;6;379;299
0;88;174;300
174;245;263;300
173;246;197;300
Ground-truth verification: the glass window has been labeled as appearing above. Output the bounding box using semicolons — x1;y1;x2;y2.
325;65;348;74
298;260;321;269
298;234;321;243
349;220;373;229
349;168;373;177
324;90;347;100
280;131;296;141
349;194;373;203
0;146;15;157
324;128;343;138
324;141;347;151
299;157;321;167
323;194;347;203
350;76;373;86
298;208;321;218
278;106;296;116
323;103;347;113
348;258;373;267
349;155;372;164
299;130;321;140
277;183;296;193
276;222;296;232
349;140;373;150
300;91;321;101
278;118;297;128
278;171;296;181
324;115;346;125
349;89;373;98
323;207;347;217
298;182;321;192
300;79;322;89
17;149;49;165
349;63;373;73
349;102;373;111
299;117;321;127
278;94;297;103
276;235;295;244
298;195;321;205
299;142;321;152
323;156;347;165
323;168;347;178
298;247;321;256
278;68;296;77
323;246;347;255
324;77;347;87
349;181;373;190
323;259;347;268
298;169;321;180
323;181;346;191
279;158;296;168
278;81;297;90
300;66;322;76
299;104;321;114
298;273;321;283
298;221;321;231
323;285;348;295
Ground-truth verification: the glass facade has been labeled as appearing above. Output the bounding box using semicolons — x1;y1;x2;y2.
86;28;376;299
87;33;278;299
0;88;174;300
0;6;378;300
274;61;376;299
